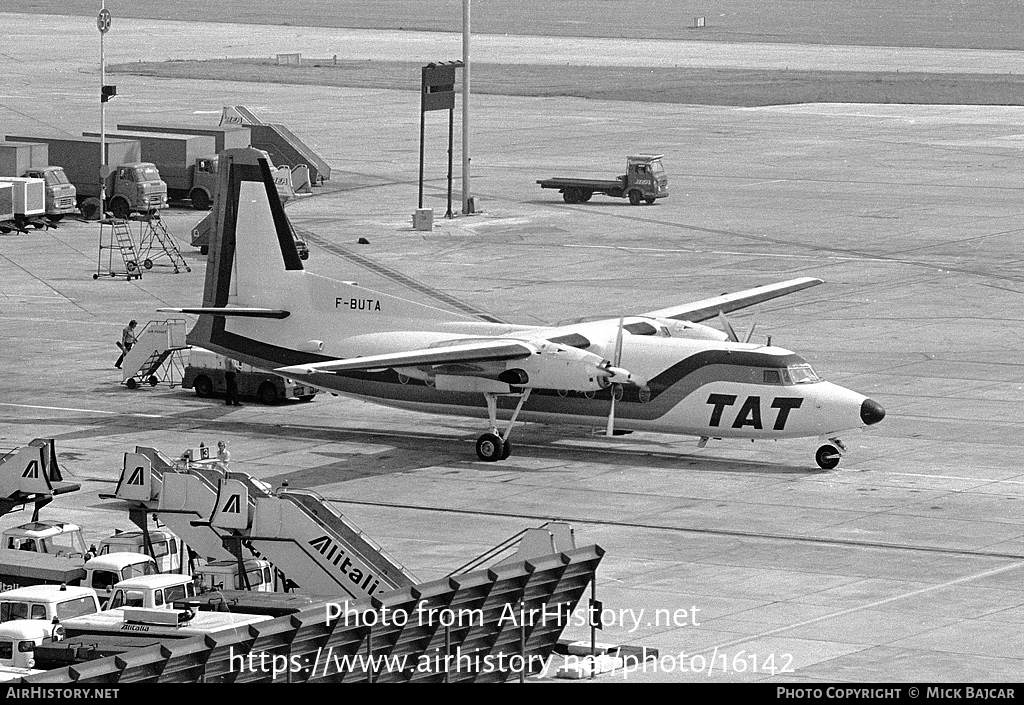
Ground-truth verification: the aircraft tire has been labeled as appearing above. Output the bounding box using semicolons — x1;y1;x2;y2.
815;444;841;470
476;433;504;462
500;440;512;460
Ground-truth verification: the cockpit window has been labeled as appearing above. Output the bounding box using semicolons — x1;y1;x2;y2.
764;364;820;385
787;364;820;384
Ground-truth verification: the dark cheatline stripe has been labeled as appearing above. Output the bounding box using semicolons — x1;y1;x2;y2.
298;230;506;324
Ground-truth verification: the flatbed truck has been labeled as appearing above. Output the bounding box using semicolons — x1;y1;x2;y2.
537;154;669;205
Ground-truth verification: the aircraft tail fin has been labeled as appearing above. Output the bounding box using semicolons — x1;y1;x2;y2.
185;148;479;368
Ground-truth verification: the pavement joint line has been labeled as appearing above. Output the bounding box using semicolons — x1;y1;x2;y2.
324;497;1024;561
696;559;1024;657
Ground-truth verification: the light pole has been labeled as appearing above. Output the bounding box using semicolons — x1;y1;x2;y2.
98;2;111;217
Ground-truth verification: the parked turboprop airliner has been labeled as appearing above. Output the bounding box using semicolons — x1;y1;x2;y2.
163;148;884;468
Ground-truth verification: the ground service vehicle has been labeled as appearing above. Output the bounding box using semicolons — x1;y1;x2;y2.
105;574;197;610
61;607;271;639
0;142;77;222
0;619;63;677
85;131;218;209
537;154;669;205
4;135;168;219
0;551;156;597
193;558;275;593
183;347;317;405
0;585;101;623
191;211;309;258
0;177;45;229
2;521;87;558
98;528;183;574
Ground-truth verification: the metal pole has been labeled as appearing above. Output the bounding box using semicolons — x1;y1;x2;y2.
99;1;107;217
418;68;426;210
461;0;471;214
446;106;454;218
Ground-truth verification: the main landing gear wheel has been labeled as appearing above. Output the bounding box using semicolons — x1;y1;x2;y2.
476;433;505;462
815;444;841;470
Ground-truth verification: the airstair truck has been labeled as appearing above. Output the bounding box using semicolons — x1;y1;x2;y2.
84;131;218;210
4;135;168;219
0;142;76;222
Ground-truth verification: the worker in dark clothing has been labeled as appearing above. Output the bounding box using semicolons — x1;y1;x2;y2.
114;319;138;369
224;359;242;406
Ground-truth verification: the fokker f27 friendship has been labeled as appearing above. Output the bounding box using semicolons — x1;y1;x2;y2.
164;148;884;469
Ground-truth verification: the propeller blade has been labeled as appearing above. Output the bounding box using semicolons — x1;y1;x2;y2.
606;393;616;436
718;311;740;342
613;316;625;366
744;321;757;344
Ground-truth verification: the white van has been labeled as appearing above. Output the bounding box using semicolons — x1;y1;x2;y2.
0;585;100;623
106;574;197;610
98;528;183;574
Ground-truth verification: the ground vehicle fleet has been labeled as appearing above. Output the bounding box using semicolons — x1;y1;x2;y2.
0;142;77;222
182;347;317;405
85;131;219;210
4;135;168;219
537;154;669;205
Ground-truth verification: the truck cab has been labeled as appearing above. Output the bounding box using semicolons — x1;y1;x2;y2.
194;559;275;593
0;619;64;670
108;162;169;218
2;521;86;559
84;553;158;604
183;347;317;405
105;574;197;610
188;156;219;210
22;166;76;222
98;528;183;574
0;585;101;623
621;155;669;205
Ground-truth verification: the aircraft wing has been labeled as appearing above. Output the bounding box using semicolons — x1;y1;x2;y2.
640;277;823;322
276;339;535;376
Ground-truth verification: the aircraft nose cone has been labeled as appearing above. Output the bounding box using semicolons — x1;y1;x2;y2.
860;398;886;426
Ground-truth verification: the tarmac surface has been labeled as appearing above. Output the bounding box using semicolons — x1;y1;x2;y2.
3;13;1024;683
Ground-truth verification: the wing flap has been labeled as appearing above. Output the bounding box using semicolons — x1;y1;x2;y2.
276;339;535;376
641;277;823;322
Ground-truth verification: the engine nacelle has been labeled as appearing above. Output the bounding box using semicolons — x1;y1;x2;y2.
500;344;611;392
653;317;729;341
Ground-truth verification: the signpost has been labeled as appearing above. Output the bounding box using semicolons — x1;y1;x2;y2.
419;61;463;219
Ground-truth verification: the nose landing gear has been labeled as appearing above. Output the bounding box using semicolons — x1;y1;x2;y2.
815;438;847;470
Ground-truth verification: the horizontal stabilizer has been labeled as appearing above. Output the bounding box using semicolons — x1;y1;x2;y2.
642;277;823;322
277;339;535;376
158;307;291;319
